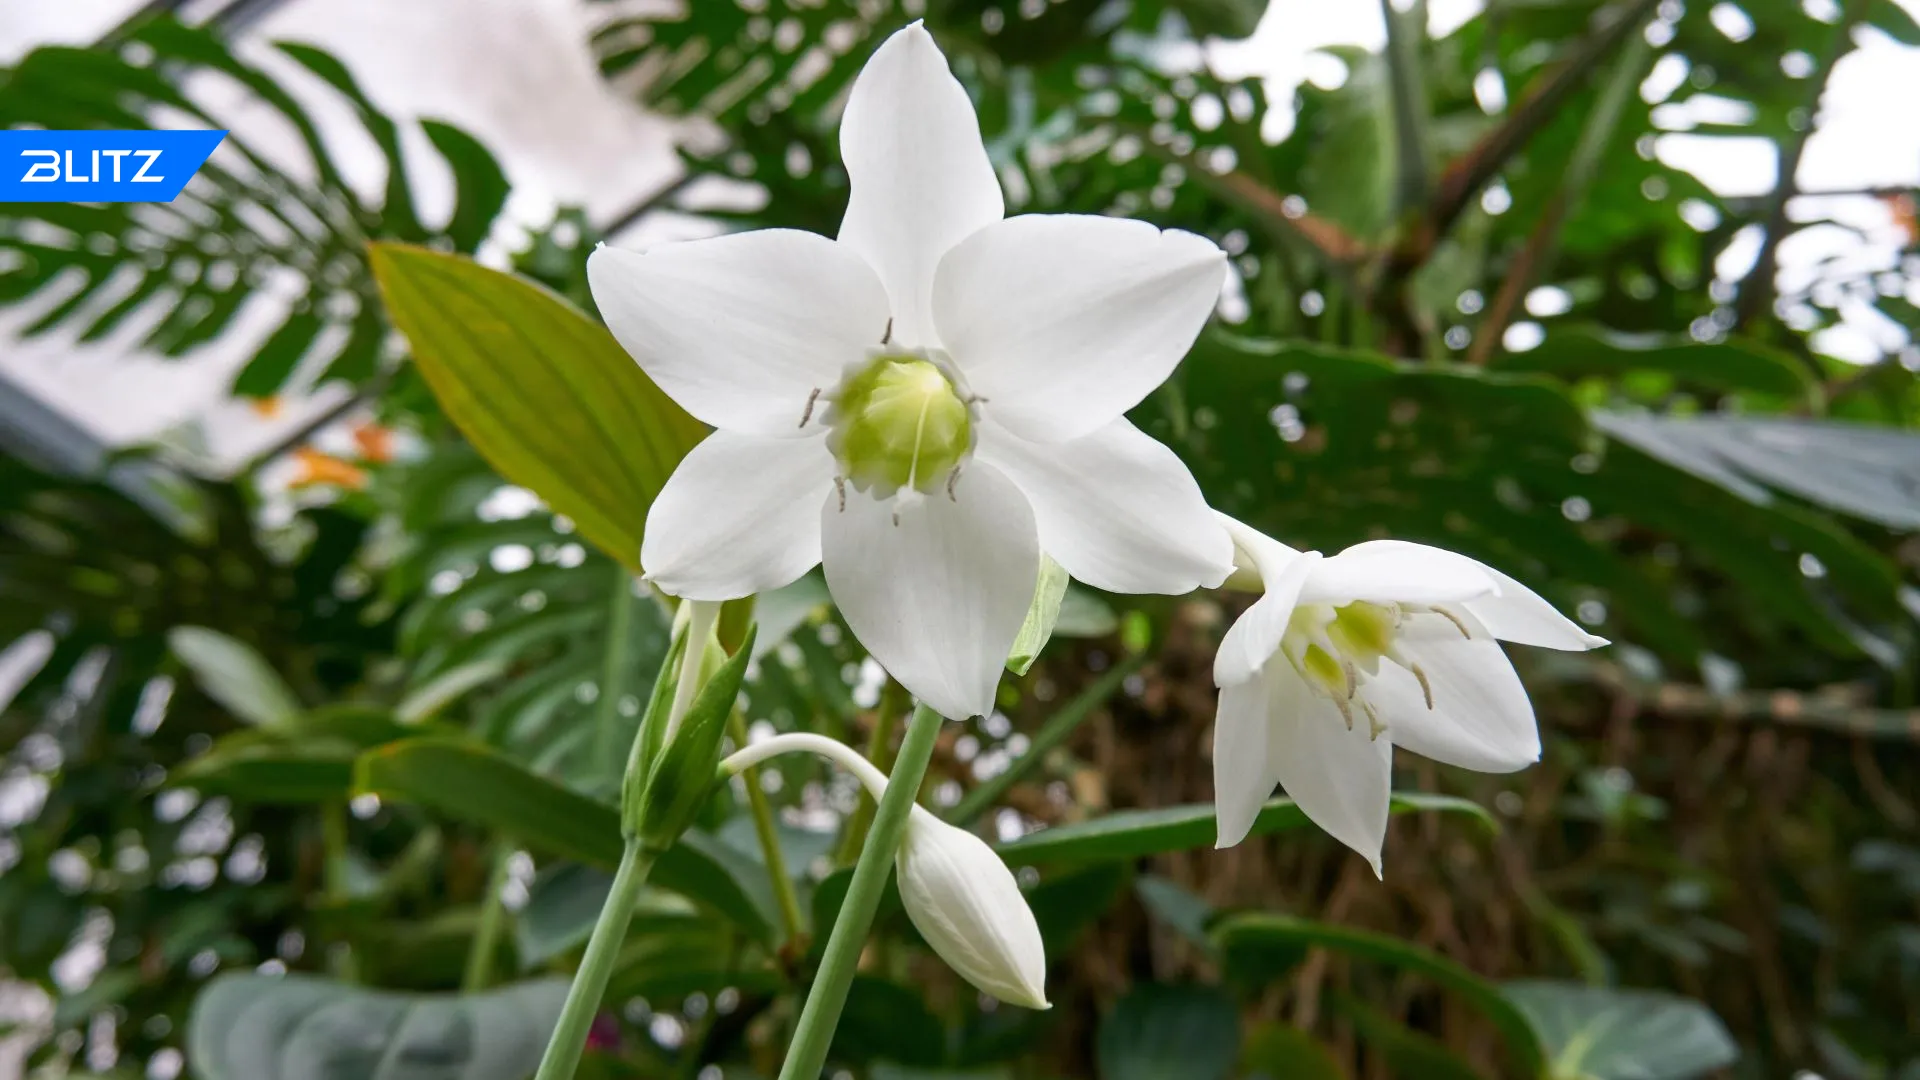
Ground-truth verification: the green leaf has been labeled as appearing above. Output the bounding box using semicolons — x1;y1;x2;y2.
395;657;509;724
1007;555;1070;676
1029;862;1130;957
1096;983;1240;1080
995;794;1494;867
1134;875;1215;950
515;861;698;967
368;243;706;572
186;973;566;1080
1498;328;1811;397
176;706;429;802
1211;915;1545;1078
1503;980;1738;1080
354;737;775;940
833;976;947;1067
167;625;301;726
1241;1024;1348;1080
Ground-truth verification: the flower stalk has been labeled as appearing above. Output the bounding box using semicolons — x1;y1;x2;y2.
773;703;945;1080
531;840;659;1080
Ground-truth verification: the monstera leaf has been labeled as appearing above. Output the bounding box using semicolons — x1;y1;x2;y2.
187;974;567;1080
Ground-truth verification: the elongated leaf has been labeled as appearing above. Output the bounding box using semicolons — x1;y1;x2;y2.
1498;328;1811;397
354;737;774;939
167;626;301;726
1503;980;1738;1080
1007;556;1070;676
187;973;565;1080
369;244;706;572
396;657;509;724
995;794;1494;867
1212;915;1546;1077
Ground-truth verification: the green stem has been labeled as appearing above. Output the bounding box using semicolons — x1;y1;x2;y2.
727;711;807;945
776;703;944;1080
532;840;659;1080
947;656;1142;828
1380;0;1433;215
594;564;638;775
462;845;513;992
834;679;904;864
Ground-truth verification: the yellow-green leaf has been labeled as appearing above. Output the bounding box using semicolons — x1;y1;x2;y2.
369;243;705;571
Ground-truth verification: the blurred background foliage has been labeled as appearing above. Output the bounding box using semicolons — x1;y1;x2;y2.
4;0;1920;1077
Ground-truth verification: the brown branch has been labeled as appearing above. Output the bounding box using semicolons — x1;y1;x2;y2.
1732;0;1871;330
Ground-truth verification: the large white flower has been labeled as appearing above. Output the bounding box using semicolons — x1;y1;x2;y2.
1210;514;1608;873
586;23;1232;721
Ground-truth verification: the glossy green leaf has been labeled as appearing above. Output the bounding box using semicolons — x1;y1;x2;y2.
1212;915;1545;1078
174;706;419;803
514;861;697;967
354;737;775;940
167;625;301;726
186;973;565;1080
1096;983;1240;1080
1497;328;1811;397
995;794;1494;867
1503;980;1738;1080
368;243;706;572
395;657;509;724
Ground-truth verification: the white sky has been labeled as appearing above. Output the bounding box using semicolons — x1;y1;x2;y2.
2;0;1915;467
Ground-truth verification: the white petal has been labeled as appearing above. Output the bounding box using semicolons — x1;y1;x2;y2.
1214;550;1322;688
1211;675;1275;849
1462;565;1609;651
821;462;1037;719
896;808;1049;1008
837;22;1002;348
932;215;1226;443
1298;539;1499;607
588;230;890;436
641;431;836;601
977;420;1232;594
1266;662;1393;876
1362;615;1539;773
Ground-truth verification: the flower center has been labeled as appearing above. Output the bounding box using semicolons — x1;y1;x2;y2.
821;351;974;499
1279;600;1468;738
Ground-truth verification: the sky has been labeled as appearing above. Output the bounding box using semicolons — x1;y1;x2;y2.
1;0;1916;469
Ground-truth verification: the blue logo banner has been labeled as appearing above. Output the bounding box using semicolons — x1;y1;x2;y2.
0;130;227;203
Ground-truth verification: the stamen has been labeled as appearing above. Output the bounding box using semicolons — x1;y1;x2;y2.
1386;601;1404;628
835;476;847;513
946;466;961;502
881;317;893;345
1362;700;1386;741
1334;696;1354;730
1341;658;1358;699
799;387;822;429
1410;662;1434;709
891;510;901;527
1431;606;1472;640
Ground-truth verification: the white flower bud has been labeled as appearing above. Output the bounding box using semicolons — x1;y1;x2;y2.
717;732;1049;1009
896;807;1050;1010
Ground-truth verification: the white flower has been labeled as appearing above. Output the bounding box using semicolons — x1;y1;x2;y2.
587;23;1232;720
1210;514;1608;874
720;733;1049;1008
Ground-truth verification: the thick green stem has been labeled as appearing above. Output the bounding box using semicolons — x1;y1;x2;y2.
777;703;944;1080
1381;0;1433;215
594;565;638;773
727;711;807;944
462;845;513;992
834;679;904;864
532;840;658;1080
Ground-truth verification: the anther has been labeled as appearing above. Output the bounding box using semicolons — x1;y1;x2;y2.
946;467;961;502
1410;662;1433;710
891;510;901;527
881;317;893;345
1341;658;1358;699
1431;606;1472;639
1362;700;1386;741
1334;696;1355;731
799;387;822;429
835;476;847;513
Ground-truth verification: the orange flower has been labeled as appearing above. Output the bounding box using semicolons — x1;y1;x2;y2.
289;447;368;491
351;421;397;464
